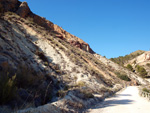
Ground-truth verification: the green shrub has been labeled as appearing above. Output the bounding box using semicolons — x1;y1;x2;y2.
110;50;144;66
136;65;147;78
0;72;17;104
143;88;150;93
126;64;133;72
115;72;131;81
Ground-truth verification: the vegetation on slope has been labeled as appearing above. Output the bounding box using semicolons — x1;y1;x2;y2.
142;87;150;93
115;71;131;81
135;65;147;78
0;62;55;107
126;64;134;72
110;50;145;66
126;64;148;78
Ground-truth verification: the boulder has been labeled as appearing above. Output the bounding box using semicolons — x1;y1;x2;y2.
69;40;94;53
17;2;30;18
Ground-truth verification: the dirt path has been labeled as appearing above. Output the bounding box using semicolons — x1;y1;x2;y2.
88;86;150;113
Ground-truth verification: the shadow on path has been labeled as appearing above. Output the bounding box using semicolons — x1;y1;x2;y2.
115;94;132;97
92;94;134;110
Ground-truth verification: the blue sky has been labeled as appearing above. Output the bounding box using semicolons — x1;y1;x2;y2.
20;0;150;58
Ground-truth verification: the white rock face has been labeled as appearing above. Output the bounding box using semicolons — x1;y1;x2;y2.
134;51;150;64
127;51;150;65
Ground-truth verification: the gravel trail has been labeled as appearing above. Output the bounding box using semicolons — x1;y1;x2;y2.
88;86;150;113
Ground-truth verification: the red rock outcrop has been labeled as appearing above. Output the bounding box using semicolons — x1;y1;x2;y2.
69;40;82;49
31;14;54;30
52;24;94;53
30;14;94;53
0;0;94;53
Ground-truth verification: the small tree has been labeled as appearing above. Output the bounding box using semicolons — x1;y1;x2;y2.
143;88;150;93
126;64;133;72
136;65;147;78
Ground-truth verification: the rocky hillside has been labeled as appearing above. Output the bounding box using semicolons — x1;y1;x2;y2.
110;50;145;66
0;0;148;113
125;51;150;78
110;50;150;78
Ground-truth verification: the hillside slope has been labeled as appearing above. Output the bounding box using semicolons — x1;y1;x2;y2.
0;0;148;112
110;50;145;66
125;51;150;77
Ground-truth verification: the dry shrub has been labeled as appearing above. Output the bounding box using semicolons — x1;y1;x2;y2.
100;87;111;93
0;62;17;104
65;100;84;109
57;90;67;98
16;65;44;88
79;88;94;99
0;72;17;104
76;81;85;87
143;88;150;93
136;65;147;78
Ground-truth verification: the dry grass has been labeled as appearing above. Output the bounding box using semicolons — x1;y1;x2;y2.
57;90;67;98
65;100;84;109
76;81;85;87
79;88;94;99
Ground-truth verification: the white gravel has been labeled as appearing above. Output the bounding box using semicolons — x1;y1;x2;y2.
88;86;150;113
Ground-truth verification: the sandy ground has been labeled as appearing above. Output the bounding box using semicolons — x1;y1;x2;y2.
88;86;150;113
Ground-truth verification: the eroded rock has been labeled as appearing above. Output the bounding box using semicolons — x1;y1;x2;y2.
17;2;30;18
145;53;150;61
